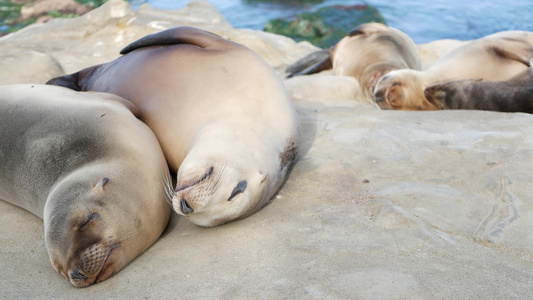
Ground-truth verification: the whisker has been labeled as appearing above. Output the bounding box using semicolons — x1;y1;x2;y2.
109;226;141;244
209;161;227;196
160;168;174;206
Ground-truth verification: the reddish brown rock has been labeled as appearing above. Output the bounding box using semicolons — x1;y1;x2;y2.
19;0;92;22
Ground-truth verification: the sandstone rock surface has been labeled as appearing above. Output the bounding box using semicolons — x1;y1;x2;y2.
1;0;532;298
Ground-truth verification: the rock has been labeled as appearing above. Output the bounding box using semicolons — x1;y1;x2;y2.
0;0;317;79
0;45;64;84
225;29;319;73
19;0;92;22
284;74;365;103
1;0;533;298
264;4;386;48
417;39;467;70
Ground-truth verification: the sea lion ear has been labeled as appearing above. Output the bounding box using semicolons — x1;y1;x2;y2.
256;172;268;184
94;177;109;191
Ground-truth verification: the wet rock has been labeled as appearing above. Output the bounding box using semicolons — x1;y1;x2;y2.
264;4;386;48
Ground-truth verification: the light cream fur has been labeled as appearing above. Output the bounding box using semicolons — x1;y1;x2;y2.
373;31;533;110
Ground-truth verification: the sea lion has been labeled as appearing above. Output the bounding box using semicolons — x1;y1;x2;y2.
285;23;421;101
47;26;300;227
0;84;171;287
423;60;533;112
374;30;533;110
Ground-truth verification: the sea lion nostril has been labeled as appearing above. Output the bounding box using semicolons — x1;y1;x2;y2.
180;198;194;214
70;268;88;281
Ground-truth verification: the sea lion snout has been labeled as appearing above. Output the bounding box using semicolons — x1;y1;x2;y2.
70;267;88;281
180;198;194;214
373;82;395;109
373;89;386;104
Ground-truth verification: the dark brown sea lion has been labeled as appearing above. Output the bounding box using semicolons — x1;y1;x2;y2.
424;60;533;113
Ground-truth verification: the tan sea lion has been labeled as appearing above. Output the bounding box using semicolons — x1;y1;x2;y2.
373;30;533;110
285;22;421;101
0;84;171;287
47;26;300;227
423;59;533;112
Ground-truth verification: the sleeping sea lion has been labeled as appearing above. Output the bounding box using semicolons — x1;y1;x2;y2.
48;26;300;227
0;84;171;287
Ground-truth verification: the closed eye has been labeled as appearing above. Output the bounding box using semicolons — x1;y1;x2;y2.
228;180;247;201
78;213;100;230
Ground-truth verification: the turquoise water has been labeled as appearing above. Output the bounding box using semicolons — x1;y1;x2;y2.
129;0;533;43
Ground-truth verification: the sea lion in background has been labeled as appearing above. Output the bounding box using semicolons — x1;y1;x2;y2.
48;26;300;227
0;84;171;287
285;23;421;101
374;30;533;110
424;59;533;112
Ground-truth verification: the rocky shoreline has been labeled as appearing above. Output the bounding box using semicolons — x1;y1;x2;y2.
0;0;106;36
2;1;533;298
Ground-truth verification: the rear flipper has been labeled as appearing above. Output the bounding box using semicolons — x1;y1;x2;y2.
285;49;332;78
120;26;224;55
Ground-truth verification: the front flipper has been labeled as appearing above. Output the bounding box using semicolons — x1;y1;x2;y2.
285;49;332;78
46;72;83;91
120;26;224;55
46;64;102;91
488;37;533;67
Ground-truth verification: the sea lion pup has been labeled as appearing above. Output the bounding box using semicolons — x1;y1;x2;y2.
47;26;300;227
423;60;533;112
285;22;421;100
374;30;533;110
0;84;171;287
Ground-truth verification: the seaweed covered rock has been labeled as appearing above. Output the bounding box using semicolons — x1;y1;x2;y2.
244;0;323;4
0;0;104;36
264;4;386;48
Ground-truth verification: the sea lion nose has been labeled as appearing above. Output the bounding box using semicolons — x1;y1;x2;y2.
374;91;384;103
70;267;88;281
180;198;194;214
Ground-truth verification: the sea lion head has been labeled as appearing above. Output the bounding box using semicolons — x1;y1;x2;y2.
373;69;439;110
424;79;483;110
172;158;269;227
170;125;292;227
43;164;170;287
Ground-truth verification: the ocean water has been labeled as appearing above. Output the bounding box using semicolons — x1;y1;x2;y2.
129;0;533;44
